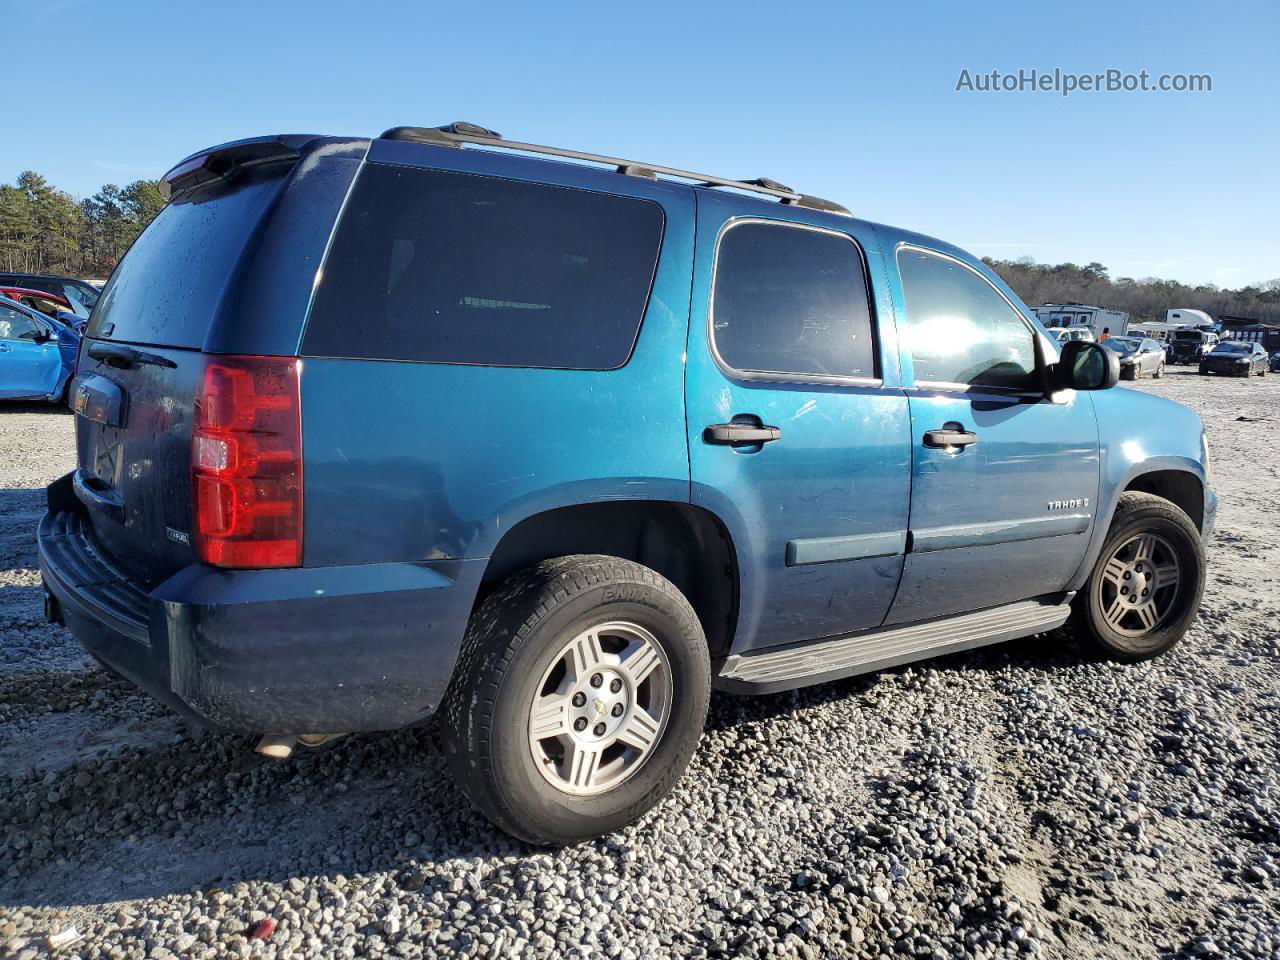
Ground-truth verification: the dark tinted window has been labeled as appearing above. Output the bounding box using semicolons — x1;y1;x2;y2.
303;165;664;369
711;222;875;379
87;169;286;347
897;248;1036;389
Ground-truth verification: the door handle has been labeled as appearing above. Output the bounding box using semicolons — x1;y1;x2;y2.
923;428;979;450
704;423;782;445
0;344;11;352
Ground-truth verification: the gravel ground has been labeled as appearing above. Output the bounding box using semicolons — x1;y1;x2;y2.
2;370;1278;960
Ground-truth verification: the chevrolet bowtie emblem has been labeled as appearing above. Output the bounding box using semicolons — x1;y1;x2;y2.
593;699;607;717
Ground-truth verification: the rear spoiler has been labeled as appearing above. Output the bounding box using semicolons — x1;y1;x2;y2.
160;135;321;199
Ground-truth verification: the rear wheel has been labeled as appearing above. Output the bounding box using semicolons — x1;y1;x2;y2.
1068;493;1204;661
440;555;710;845
1154;362;1165;379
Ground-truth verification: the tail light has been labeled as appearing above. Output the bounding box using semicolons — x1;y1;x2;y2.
192;356;302;568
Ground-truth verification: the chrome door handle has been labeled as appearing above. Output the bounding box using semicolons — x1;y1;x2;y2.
923;428;978;450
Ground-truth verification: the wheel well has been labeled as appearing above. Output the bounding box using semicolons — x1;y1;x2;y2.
1124;470;1204;531
478;501;739;658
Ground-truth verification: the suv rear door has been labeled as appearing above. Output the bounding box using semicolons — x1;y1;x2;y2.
686;196;912;653
881;242;1100;625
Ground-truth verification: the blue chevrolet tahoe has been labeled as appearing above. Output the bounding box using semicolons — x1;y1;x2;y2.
39;123;1217;844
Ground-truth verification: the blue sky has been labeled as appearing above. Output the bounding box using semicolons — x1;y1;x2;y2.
6;0;1276;287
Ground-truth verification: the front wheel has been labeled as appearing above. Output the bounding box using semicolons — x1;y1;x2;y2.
1068;493;1205;661
440;555;710;845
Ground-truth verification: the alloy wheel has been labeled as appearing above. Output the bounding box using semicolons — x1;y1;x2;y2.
527;621;673;796
1097;532;1181;637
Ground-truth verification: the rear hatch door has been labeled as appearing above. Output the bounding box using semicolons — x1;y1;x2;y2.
73;161;292;588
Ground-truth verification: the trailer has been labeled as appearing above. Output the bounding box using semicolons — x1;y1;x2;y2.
1031;303;1129;337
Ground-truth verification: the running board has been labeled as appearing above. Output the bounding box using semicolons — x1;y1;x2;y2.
714;594;1074;694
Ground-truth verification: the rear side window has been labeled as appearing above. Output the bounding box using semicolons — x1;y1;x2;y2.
711;221;876;379
303;165;665;369
87;168;286;348
897;247;1036;390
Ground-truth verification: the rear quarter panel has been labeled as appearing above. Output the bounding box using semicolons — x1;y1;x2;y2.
299;150;696;566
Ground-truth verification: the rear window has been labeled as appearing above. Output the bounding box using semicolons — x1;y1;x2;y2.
302;164;664;369
86;169;286;348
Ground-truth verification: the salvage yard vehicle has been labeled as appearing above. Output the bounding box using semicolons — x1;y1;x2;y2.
39;125;1217;845
0;295;78;402
0;272;100;319
1199;340;1269;377
1052;326;1096;344
1102;336;1166;379
1168;328;1220;365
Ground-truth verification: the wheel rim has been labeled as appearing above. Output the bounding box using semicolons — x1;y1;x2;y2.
527;621;672;797
1096;532;1181;639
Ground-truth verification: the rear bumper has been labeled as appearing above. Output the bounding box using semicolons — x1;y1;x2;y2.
39;473;483;733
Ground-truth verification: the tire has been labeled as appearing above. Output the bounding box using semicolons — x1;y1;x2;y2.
1067;492;1205;661
1154;362;1165;379
440;555;710;845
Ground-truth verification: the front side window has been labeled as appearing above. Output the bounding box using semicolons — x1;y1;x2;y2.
304;165;665;369
897;247;1036;389
711;221;876;379
0;305;41;341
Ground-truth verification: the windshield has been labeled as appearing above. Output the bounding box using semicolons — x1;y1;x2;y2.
1212;342;1249;354
64;283;99;311
1103;338;1140;354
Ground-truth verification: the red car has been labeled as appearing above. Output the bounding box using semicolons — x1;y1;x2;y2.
0;286;74;318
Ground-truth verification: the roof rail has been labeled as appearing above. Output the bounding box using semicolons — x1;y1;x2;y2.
379;122;852;217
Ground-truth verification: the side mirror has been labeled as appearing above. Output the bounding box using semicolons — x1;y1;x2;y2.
1052;340;1119;391
32;329;52;344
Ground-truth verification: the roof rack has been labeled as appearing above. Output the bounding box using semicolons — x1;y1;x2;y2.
379;122;852;217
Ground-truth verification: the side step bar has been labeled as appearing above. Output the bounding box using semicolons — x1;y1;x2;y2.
714;594;1074;694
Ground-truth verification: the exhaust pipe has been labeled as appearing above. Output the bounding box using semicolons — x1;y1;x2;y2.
255;734;298;758
254;733;346;758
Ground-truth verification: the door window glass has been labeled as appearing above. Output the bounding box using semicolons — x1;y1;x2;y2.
0;305;41;340
897;248;1036;389
712;221;876;379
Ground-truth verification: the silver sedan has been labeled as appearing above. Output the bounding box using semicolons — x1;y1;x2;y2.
1103;336;1167;379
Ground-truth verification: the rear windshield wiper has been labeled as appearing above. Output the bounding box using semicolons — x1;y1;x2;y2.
87;342;177;370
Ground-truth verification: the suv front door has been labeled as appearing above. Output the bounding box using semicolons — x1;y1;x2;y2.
686;197;912;653
881;243;1101;625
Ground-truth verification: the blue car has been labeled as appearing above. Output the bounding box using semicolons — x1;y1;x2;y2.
0;295;78;403
39;125;1215;844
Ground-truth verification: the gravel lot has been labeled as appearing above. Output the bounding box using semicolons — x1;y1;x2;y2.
2;371;1278;960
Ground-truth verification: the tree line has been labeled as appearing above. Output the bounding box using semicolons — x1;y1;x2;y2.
0;171;165;278
986;257;1280;326
2;169;1276;327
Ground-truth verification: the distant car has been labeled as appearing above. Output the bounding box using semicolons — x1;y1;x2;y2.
1199;341;1268;377
1168;329;1219;365
0;285;74;318
0;272;100;319
1103;336;1166;379
1053;326;1095;344
1270;352;1280;373
0;296;79;402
